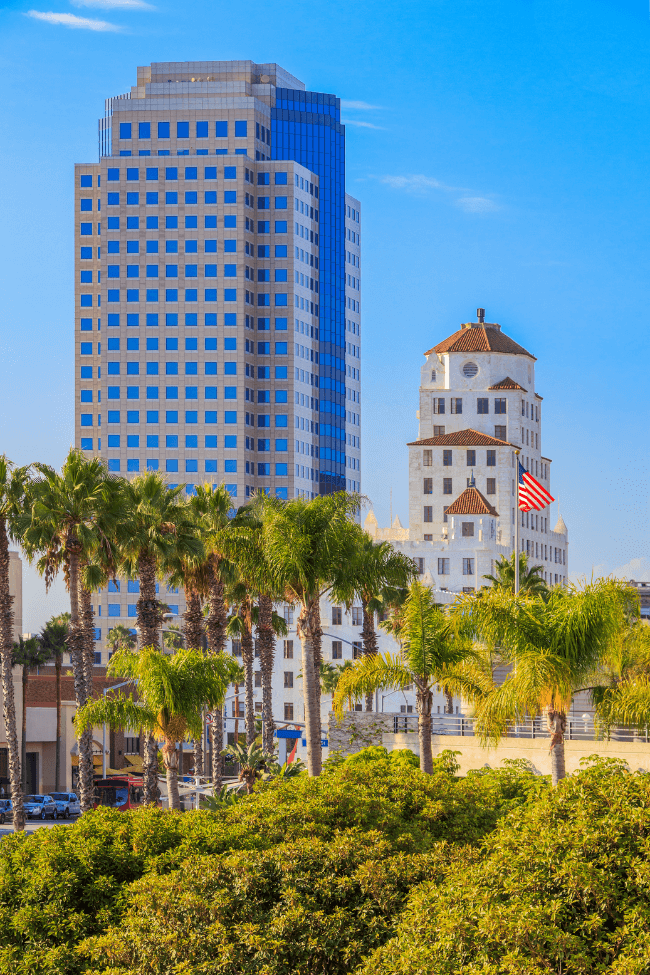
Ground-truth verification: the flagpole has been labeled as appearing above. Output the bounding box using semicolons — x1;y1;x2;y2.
514;449;520;595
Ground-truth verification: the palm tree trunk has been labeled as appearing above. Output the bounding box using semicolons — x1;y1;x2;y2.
416;683;434;774
137;552;162;649
257;593;275;755
183;586;204;650
241;601;255;746
443;688;454;715
297;596;322;777
0;519;24;830
66;542;94;813
361;599;377;711
21;665;27;794
312;600;323;721
55;651;61;793
210;705;224;791
142;731;160;806
547;709;567;786
207;557;227;789
162;739;180;811
137;551;162;805
79;583;95;699
184;585;205;779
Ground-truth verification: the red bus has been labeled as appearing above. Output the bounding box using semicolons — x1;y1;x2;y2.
93;776;144;811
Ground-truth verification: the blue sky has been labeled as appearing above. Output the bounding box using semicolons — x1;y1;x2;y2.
1;0;649;628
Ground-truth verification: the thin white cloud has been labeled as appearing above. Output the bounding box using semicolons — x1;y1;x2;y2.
71;0;155;9
26;9;122;29
455;196;500;213
340;100;384;111
378;174;463;193
345;119;385;130
609;557;650;581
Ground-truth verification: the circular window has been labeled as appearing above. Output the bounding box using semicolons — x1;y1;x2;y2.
462;362;479;378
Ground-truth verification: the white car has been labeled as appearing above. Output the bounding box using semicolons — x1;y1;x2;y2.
50;792;81;818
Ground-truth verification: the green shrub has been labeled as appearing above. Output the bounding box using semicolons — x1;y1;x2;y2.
363;758;650;974
0;756;537;974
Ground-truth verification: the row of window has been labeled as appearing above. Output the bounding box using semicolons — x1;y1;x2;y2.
118;120;249;140
102;336;236;351
80;410;289;427
117;149;250;157
80;219;290;234
90;290;290;306
102;191;287;207
95;386;289;401
433;558;476;575
100;263;288;278
102;165;289;183
106;434;247;448
432;397;507;415
424;449;498;469
521;400;539;421
103;458;290;476
80;319;286;336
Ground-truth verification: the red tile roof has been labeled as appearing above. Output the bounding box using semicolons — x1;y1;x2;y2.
407;428;515;447
487;377;527;392
534;392;543;400
445;487;499;517
425;324;536;360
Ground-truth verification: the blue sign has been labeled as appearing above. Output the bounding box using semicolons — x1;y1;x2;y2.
275;729;301;739
321;739;328;747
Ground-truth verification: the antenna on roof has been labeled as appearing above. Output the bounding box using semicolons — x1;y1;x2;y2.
469;469;476;488
476;308;485;324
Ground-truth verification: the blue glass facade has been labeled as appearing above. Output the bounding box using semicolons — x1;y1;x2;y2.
271;89;346;493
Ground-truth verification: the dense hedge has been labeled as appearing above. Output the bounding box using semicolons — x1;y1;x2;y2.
0;749;539;975
4;751;650;974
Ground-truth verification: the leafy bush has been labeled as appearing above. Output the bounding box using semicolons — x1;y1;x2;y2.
0;750;538;974
363;758;650;974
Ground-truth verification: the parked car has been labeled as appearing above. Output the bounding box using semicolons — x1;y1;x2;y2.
50;792;81;818
24;795;58;820
0;799;12;824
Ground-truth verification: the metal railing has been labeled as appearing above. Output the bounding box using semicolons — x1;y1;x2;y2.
390;713;650;743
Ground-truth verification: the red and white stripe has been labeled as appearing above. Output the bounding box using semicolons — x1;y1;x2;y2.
519;468;554;512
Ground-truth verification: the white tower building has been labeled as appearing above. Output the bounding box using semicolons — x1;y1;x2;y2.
365;309;569;592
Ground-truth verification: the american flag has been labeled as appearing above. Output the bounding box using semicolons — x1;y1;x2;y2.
518;462;554;512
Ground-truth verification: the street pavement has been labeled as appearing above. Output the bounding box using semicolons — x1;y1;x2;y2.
0;816;78;837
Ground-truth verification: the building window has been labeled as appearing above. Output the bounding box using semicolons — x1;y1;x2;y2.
231;639;242;657
443;449;452;466
486;478;496;495
433;397;445;415
433;425;445;437
462;362;478;378
423;478;433;494
352;641;363;659
332;606;342;625
494;399;507;415
477;398;489;414
450;398;462;414
430;369;436;381
424;534;433;541
416;558;425;574
443;505;449;523
283;605;294;624
495;425;507;439
438;558;449;575
351;606;363;626
443;478;453;495
487;449;496;467
254;671;262;688
423;449;432;466
462;522;474;537
424;506;433;523
463;558;475;575
283;640;293;659
284;671;294;688
124;737;140;754
284;703;294;720
332;641;343;660
462;586;475;593
466;449;476;466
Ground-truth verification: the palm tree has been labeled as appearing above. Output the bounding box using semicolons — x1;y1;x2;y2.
483;551;548;597
262;492;368;776
13;637;52;793
343;530;416;710
221;740;271;795
116;472;202;804
38;614;69;792
334;581;489;774
162;624;184;652
190;484;249;788
76;645;238;811
453;579;634;785
22;449;118;813
106;624;137;656
0;456;30;831
226;585;256;747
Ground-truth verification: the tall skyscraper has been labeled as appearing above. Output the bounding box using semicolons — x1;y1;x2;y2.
74;61;361;659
